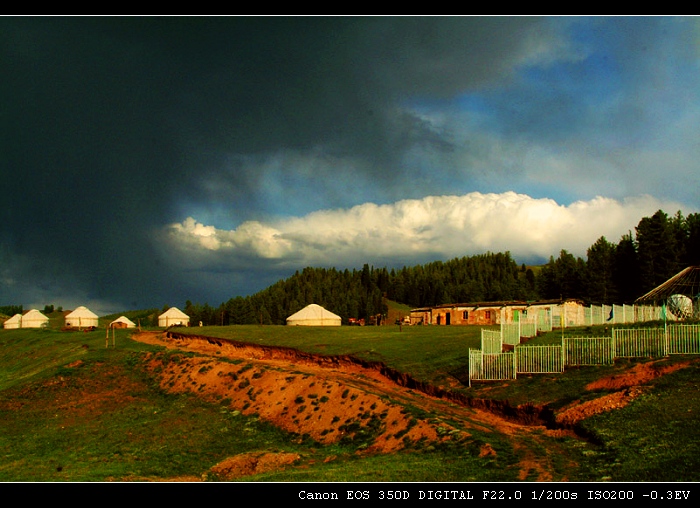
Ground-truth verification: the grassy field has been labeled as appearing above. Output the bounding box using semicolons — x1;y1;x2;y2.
1;324;699;482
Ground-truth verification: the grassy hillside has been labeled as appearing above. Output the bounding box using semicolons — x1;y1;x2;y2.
1;325;699;482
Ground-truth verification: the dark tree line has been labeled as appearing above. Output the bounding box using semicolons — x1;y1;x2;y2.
537;210;700;304
184;253;536;326
0;305;23;317
385;252;537;307
180;209;699;325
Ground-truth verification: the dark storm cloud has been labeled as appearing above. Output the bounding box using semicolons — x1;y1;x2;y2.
2;17;564;312
180;17;571;223
8;17;695;313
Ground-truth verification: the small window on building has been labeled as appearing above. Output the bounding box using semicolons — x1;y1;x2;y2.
485;310;491;320
462;311;469;320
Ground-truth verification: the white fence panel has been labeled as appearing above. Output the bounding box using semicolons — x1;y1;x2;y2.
603;305;614;324
535;303;666;329
515;345;563;373
501;323;520;345
469;350;515;382
520;321;537;339
668;324;700;354
564;337;615;366
469;349;483;385
537;309;552;332
611;305;624;324
481;329;502;354
635;305;663;323
613;328;666;357
591;305;603;325
481;352;516;380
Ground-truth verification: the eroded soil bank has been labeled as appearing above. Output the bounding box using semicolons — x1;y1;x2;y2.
133;331;695;480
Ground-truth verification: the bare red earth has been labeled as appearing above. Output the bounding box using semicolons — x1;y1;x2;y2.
131;331;695;480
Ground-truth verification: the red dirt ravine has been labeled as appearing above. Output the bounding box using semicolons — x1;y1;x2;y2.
131;331;694;480
138;331;451;453
585;359;691;391
554;359;694;426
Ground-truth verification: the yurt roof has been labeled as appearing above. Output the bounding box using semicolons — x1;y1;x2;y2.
636;266;700;303
110;316;136;327
65;306;98;318
159;307;189;318
23;309;48;320
5;314;22;324
286;304;341;322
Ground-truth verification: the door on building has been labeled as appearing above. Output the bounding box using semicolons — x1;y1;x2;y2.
445;312;451;325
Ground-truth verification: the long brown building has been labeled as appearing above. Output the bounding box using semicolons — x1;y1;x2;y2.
409;299;585;326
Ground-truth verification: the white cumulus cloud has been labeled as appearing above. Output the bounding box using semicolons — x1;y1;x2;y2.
161;191;695;271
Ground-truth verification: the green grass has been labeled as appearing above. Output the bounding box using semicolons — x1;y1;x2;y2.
573;358;700;481
0;327;528;482
1;324;699;481
0;329;307;481
0;329;91;391
246;442;519;482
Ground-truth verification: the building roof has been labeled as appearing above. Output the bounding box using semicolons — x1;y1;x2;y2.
635;266;700;303
410;299;582;312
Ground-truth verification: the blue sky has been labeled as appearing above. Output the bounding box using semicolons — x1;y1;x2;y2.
1;17;698;315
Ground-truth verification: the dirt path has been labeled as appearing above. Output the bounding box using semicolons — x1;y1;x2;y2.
133;331;578;480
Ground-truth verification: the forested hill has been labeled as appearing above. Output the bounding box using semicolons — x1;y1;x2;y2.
190;252;537;326
181;209;700;326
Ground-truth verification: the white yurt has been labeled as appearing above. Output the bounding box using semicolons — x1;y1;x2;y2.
65;306;99;328
21;309;49;328
158;307;190;327
110;316;136;329
286;304;342;326
3;313;22;329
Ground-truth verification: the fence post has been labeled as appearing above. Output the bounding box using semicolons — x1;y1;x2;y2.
560;342;565;372
609;335;615;364
663;302;669;356
563;303;566;330
468;348;472;387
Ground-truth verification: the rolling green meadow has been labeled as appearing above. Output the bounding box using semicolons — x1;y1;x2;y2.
1;321;699;482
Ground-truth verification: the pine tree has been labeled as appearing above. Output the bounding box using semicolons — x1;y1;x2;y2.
585;236;617;304
636;210;680;293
